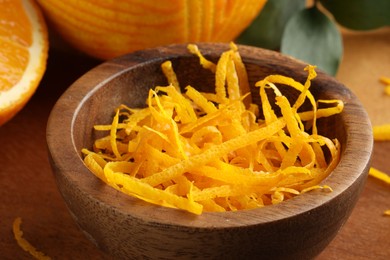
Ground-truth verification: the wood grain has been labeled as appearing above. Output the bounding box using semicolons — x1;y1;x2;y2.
1;28;389;259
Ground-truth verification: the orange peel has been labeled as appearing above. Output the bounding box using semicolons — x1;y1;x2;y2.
13;217;51;260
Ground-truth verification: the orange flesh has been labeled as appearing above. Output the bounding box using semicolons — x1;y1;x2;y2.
0;0;32;91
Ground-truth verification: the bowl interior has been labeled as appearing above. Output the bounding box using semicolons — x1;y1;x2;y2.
48;43;372;228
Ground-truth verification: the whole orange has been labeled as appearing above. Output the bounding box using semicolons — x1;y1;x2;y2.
36;0;267;60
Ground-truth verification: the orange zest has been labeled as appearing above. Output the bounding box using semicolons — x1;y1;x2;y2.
380;76;390;96
369;167;390;185
13;217;51;260
0;0;48;126
373;124;390;141
82;43;343;215
371;77;390;216
369;167;390;216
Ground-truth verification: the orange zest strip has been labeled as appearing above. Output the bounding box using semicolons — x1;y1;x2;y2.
187;44;216;73
82;43;343;214
379;77;390;96
380;77;390;85
369;167;390;185
161;61;180;92
373;124;390;141
301;185;333;194
369;167;390;216
185;86;218;114
13;217;51;260
104;163;203;215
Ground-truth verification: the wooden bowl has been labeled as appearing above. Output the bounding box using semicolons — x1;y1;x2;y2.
46;43;372;259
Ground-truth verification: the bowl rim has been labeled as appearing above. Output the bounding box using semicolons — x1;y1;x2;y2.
46;43;373;229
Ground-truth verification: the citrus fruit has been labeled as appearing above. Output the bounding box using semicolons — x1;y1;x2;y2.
36;0;266;60
0;0;48;126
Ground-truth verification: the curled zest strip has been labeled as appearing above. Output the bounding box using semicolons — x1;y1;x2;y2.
13;217;51;260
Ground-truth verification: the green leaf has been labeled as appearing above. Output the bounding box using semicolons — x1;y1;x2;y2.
320;0;390;30
280;6;342;76
237;0;306;50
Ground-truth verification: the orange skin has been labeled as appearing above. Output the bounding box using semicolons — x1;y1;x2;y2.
36;0;267;60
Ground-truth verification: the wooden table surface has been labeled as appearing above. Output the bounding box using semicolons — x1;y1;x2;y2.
1;28;389;259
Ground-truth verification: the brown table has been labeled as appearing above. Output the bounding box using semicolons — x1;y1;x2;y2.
1;28;389;259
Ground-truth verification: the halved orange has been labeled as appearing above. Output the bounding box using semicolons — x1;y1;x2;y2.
0;0;48;126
